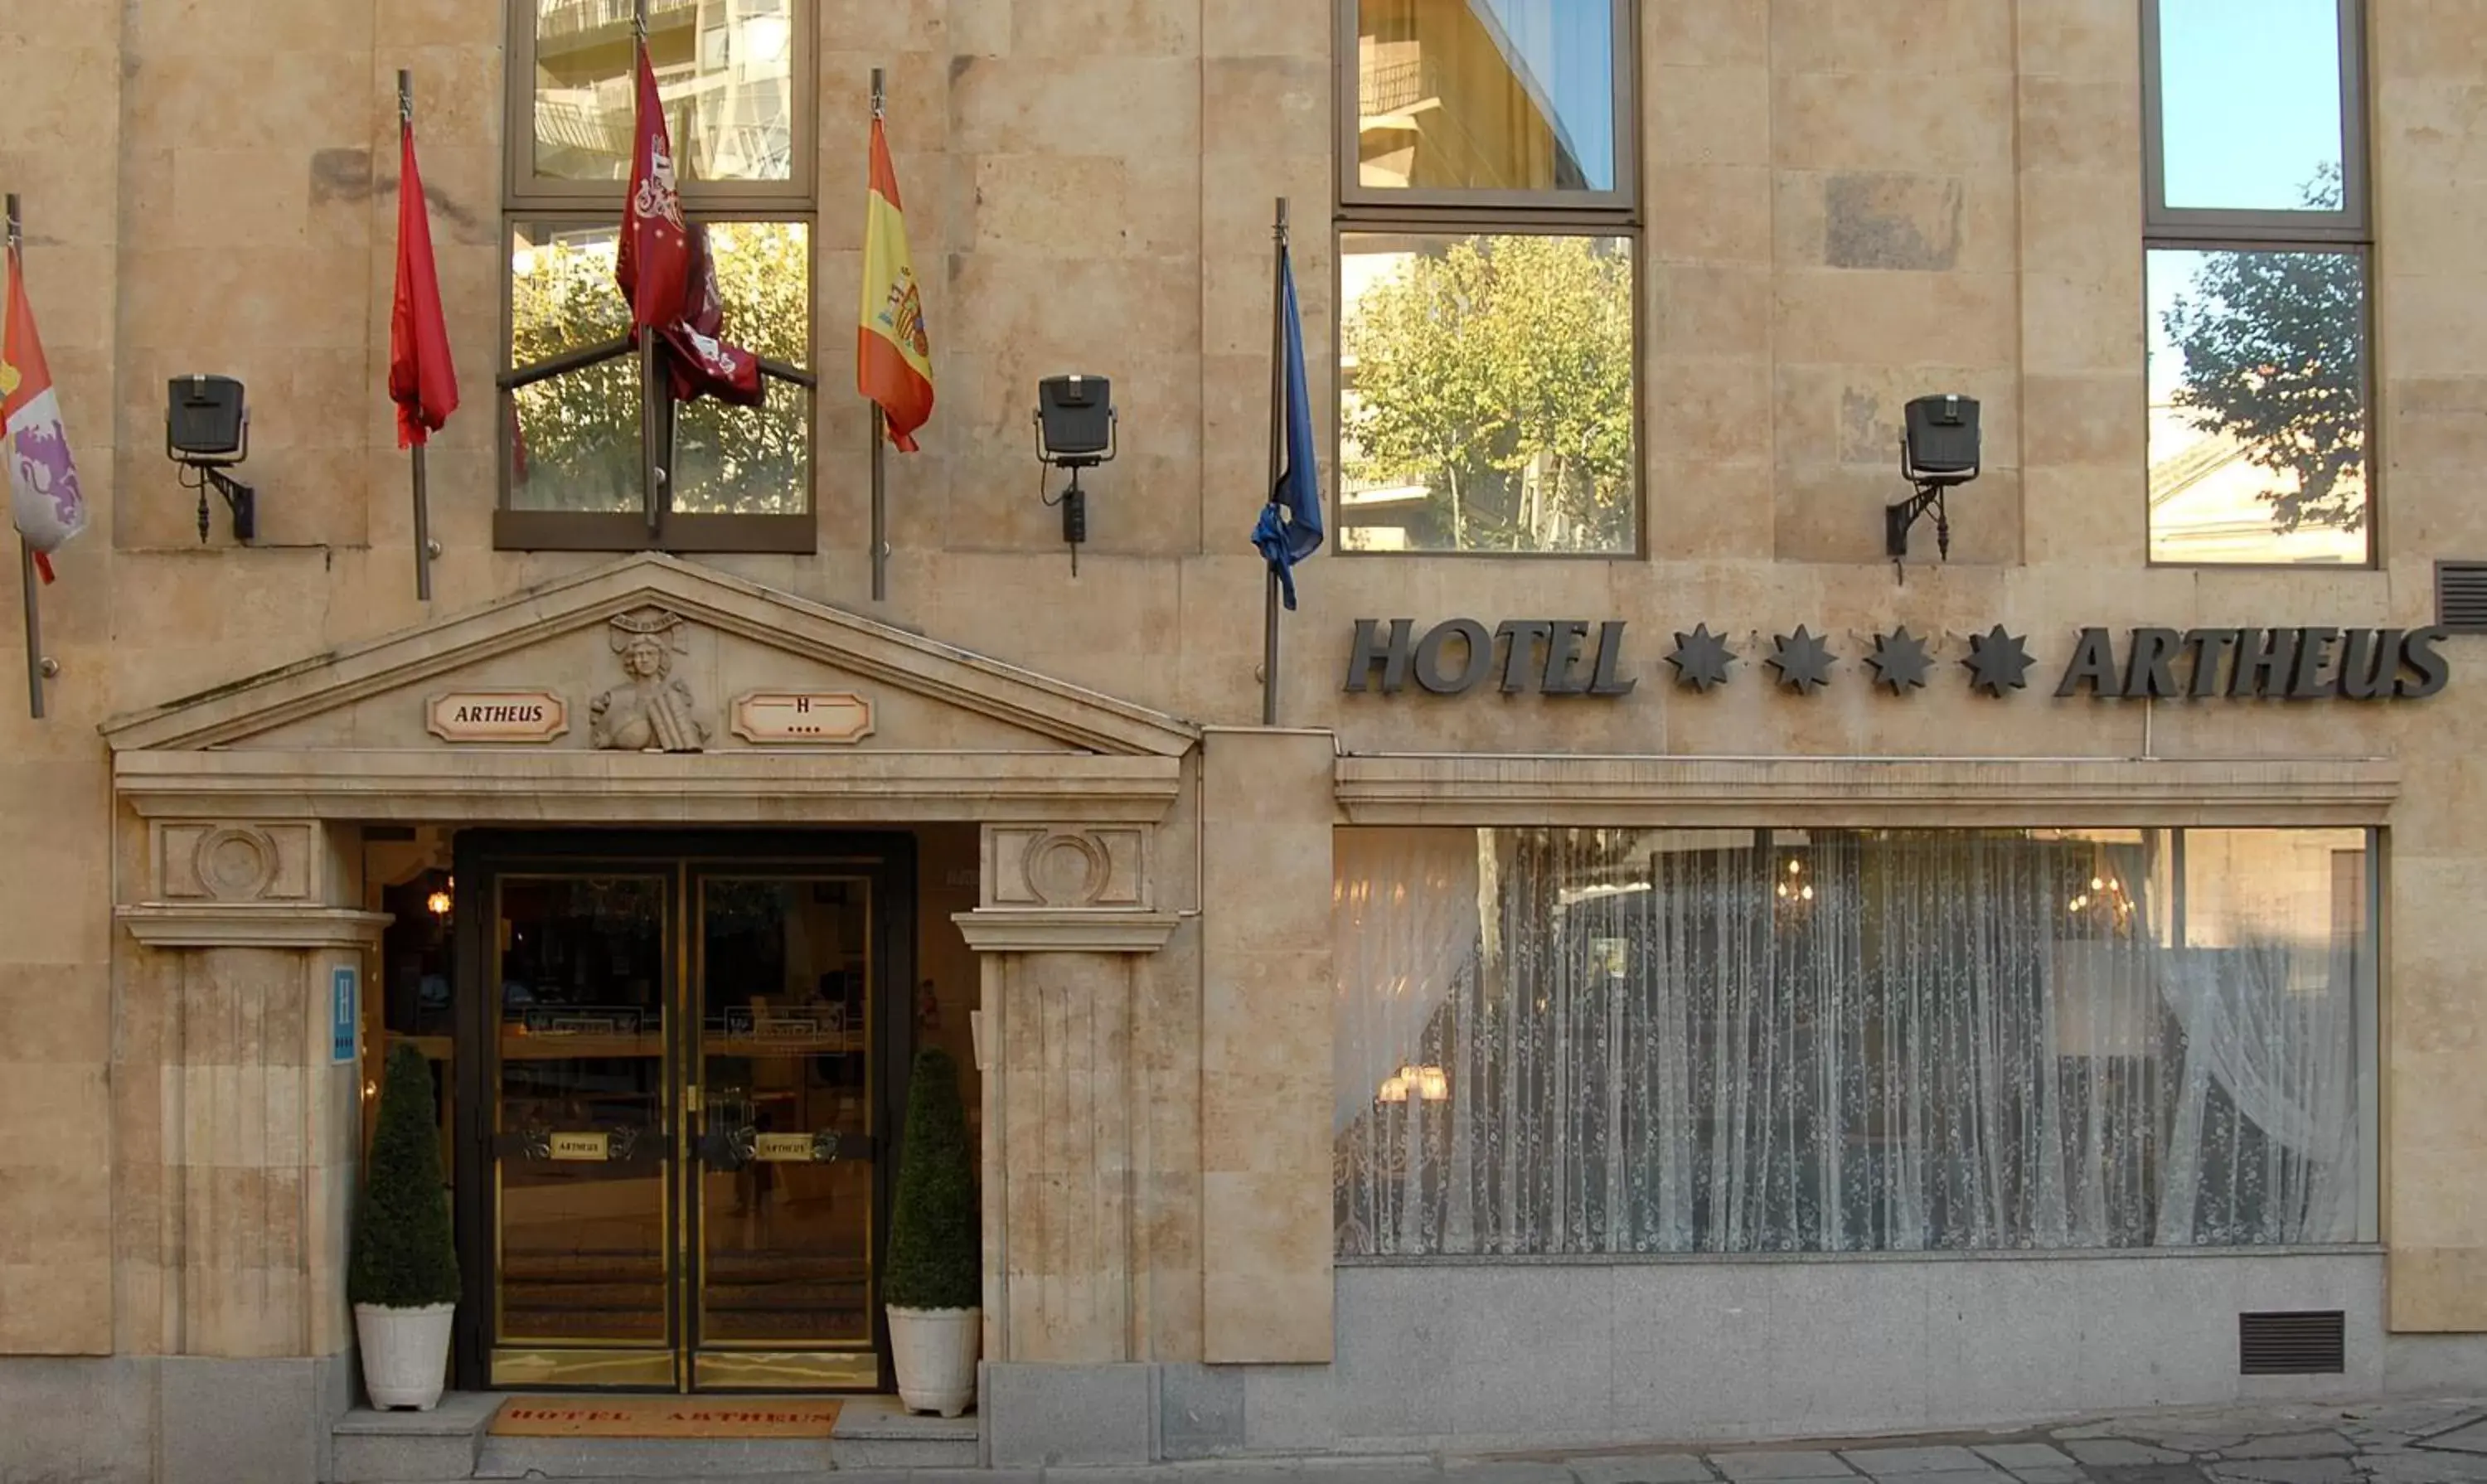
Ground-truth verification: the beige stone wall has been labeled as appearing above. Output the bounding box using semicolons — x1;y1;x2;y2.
0;0;124;1356
5;0;2487;1361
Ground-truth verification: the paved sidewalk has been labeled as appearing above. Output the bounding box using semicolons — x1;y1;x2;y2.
1477;1394;2487;1484
515;1394;2487;1484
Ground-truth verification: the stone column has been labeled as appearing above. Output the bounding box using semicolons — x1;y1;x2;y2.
1197;729;1333;1363
114;818;387;1484
955;822;1176;1467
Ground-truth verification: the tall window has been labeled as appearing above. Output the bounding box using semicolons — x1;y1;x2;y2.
1335;827;2377;1256
1335;1;1639;555
499;0;817;553
2143;0;2369;566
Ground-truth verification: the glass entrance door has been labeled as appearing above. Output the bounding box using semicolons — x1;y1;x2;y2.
481;861;885;1391
689;873;877;1389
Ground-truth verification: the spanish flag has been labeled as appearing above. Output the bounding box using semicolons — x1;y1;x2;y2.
858;115;933;451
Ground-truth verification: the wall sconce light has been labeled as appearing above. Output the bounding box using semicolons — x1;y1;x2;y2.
1033;374;1115;577
166;375;256;543
1377;1064;1450;1103
1886;393;1980;582
425;876;453;918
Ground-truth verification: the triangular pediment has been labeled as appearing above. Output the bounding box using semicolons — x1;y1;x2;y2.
101;553;1199;758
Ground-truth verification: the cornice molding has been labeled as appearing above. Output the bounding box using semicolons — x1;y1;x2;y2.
1334;753;2401;827
119;905;395;949
111;749;1185;824
951;909;1180;954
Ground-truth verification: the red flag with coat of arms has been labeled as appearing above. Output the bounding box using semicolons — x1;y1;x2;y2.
614;40;759;407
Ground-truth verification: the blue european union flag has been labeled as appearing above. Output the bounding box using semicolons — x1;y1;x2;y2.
1253;245;1323;610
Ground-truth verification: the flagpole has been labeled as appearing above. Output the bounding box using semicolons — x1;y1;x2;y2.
634;0;664;542
7;194;48;721
1261;196;1287;728
400;70;434;604
868;68;889;602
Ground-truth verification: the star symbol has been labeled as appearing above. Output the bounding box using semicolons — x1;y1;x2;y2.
1767;626;1836;696
1865;627;1934;694
1665;623;1737;692
1963;625;2036;696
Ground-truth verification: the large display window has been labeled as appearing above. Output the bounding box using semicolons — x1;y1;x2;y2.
1334;827;2377;1257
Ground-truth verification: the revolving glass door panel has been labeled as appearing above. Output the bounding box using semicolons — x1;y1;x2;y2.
490;874;673;1388
691;874;878;1389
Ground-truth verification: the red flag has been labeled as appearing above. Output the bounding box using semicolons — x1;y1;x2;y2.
616;41;690;337
657;226;762;407
389;113;459;449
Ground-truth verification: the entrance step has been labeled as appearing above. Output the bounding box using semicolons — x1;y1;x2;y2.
330;1393;497;1482
828;1395;980;1469
327;1393;977;1481
473;1435;833;1477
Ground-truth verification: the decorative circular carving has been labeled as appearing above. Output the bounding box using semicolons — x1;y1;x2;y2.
1022;832;1109;907
193;826;279;901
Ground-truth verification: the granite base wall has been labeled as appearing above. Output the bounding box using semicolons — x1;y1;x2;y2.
0;1353;351;1484
1174;1250;2390;1458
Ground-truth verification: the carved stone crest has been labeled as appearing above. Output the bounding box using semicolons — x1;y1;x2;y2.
589;608;710;753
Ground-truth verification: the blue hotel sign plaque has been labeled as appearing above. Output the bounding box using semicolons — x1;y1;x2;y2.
330;966;357;1065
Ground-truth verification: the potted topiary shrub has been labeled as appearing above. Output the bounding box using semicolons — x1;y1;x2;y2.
349;1042;460;1410
883;1046;980;1417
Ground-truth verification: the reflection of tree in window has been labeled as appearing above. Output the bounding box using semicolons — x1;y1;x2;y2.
509;221;811;516
1341;234;1632;554
2158;167;2365;536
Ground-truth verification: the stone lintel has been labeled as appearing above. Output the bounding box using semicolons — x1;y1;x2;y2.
111;749;1185;824
953;909;1179;954
1335;753;2402;827
118;905;393;949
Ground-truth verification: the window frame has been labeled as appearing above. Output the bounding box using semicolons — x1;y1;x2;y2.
1332;0;1646;560
496;0;819;555
1335;0;1640;215
2140;0;2368;244
502;0;817;214
2140;0;2375;570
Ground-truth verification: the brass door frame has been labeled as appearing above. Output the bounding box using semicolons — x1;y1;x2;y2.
684;865;881;1390
451;829;919;1394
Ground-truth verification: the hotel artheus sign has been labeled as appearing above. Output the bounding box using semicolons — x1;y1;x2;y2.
1341;618;2452;701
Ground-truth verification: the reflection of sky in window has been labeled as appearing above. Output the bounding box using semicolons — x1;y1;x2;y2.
2157;0;2342;211
2150;2;2346;402
2147;249;2213;403
1473;0;1614;190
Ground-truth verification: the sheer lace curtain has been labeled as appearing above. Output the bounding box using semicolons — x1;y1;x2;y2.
1334;827;2373;1258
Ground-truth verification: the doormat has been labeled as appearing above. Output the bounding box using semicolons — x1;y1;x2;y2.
488;1395;842;1438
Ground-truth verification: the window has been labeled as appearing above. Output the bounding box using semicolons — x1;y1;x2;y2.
2143;0;2369;566
1334;827;2377;1256
499;0;817;552
1335;1;1639;555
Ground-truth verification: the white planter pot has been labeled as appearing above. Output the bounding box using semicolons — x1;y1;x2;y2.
354;1302;454;1411
887;1305;981;1418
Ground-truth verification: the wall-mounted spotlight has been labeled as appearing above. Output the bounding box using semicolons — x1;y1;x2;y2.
1887;393;1980;582
1032;374;1115;576
166;375;256;543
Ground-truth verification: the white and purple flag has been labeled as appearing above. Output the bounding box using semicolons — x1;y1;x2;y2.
2;241;88;582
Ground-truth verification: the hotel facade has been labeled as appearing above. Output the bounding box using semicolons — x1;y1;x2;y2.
5;1;2487;1479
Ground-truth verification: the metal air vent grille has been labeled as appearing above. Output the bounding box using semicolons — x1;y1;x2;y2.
2239;1310;2346;1375
2433;561;2487;633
